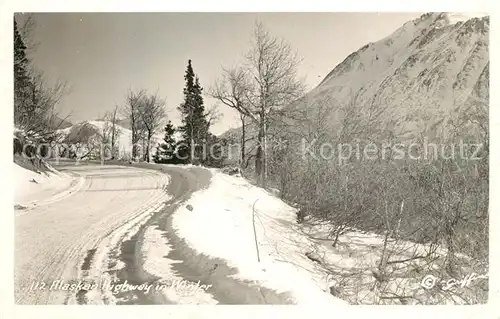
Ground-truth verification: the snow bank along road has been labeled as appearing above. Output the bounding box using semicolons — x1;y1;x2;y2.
14;163;171;304
15;162;292;305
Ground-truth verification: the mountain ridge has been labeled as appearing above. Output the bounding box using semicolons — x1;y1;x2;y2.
220;12;489;148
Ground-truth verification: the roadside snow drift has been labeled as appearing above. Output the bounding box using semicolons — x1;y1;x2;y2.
172;169;347;305
14;162;83;209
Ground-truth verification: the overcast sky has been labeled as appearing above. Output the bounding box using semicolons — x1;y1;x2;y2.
19;12;423;134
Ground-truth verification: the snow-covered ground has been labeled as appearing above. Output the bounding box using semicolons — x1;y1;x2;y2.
14;162;84;210
171;169;347;305
15;164;173;304
299;222;486;305
169;168;485;305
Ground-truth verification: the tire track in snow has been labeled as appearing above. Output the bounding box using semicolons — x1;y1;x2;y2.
122;164;294;304
15;170;87;215
61;170;170;305
71;190;169;304
14;164;172;305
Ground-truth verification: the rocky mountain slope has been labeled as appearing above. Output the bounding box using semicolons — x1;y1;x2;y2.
221;12;489;154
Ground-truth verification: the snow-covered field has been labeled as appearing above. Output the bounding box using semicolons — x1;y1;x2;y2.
171;169;347;305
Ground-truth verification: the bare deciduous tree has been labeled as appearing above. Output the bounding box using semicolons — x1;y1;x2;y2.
239;113;248;167
122;89;146;160
103;105;122;160
17;68;71;141
211;22;305;186
210;67;252;168
139;92;167;162
205;104;222;129
246;22;305;186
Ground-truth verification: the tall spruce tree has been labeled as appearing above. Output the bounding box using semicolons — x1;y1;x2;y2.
177;59;210;164
14;18;31;125
14;20;29;85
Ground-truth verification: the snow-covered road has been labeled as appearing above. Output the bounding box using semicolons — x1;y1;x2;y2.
14;162;343;305
14;164;171;305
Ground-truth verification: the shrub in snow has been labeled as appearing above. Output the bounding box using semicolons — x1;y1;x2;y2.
222;166;241;176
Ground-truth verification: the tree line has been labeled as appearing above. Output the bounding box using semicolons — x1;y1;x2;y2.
14;15;70;159
121;59;224;166
153;22;305;172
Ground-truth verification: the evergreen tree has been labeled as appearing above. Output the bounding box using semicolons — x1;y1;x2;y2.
14;19;29;86
14;18;31;125
153;121;178;164
177;59;210;164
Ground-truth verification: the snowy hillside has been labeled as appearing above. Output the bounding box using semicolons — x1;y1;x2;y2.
298;12;489;140
57;120;164;160
221;12;489;145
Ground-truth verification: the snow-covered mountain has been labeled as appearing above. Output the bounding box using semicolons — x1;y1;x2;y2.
56;120;164;160
305;12;488;139
222;12;489;147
